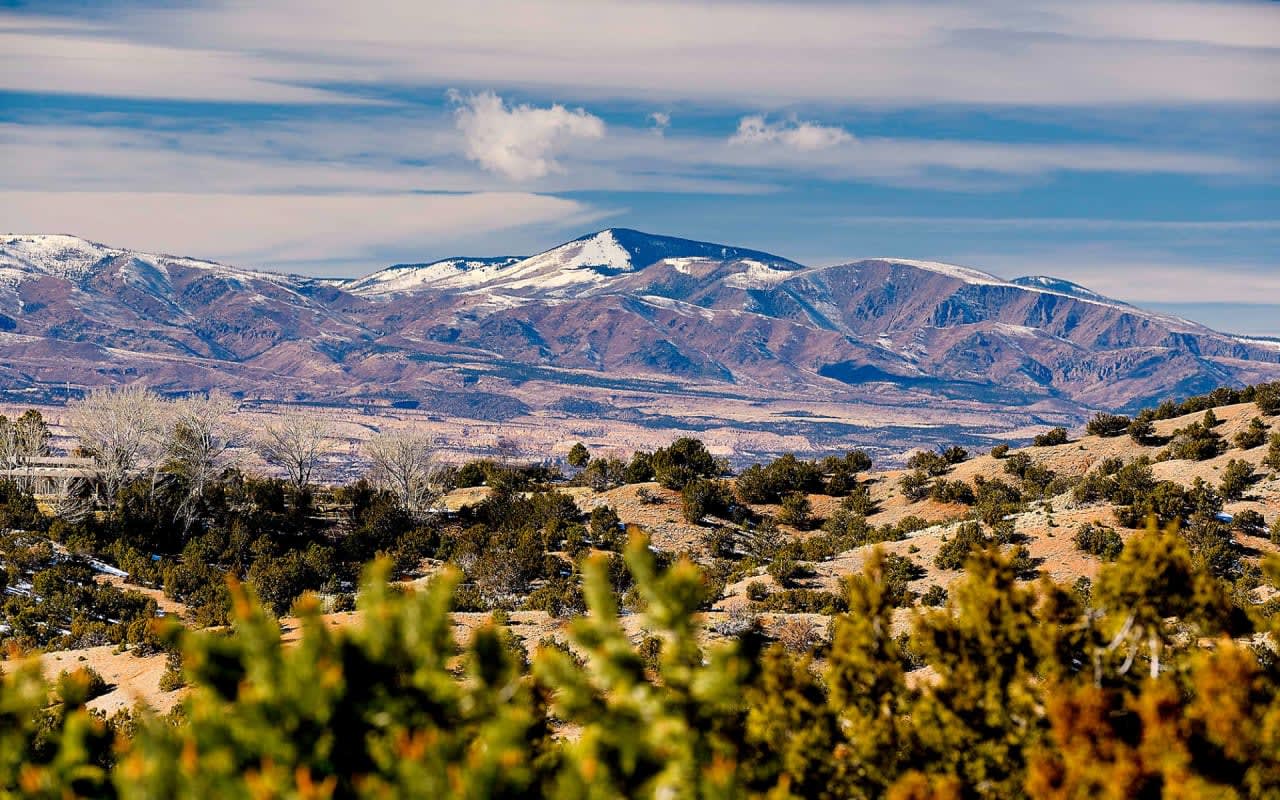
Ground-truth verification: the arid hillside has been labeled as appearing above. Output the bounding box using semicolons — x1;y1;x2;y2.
30;396;1278;715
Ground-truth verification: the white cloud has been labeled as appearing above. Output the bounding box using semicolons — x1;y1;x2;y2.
958;249;1280;305
834;217;1280;232
729;115;853;151
0;16;368;104
648;112;671;135
448;90;605;181
0;116;1259;206
6;2;1276;107
0;191;609;273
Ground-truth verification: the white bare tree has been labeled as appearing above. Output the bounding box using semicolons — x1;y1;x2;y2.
363;429;443;518
167;391;241;528
0;409;51;491
68;384;165;502
256;408;329;491
49;475;93;524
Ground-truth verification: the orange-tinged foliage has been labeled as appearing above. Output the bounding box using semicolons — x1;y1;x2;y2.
2;529;1278;799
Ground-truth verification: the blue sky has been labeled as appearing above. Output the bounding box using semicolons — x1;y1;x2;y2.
1;0;1277;334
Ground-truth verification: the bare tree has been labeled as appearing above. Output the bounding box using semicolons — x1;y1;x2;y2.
363;429;443;518
256;409;328;491
68;384;165;502
0;409;52;491
167;392;241;528
50;476;93;524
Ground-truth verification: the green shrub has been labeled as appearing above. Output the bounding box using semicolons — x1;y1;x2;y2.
906;450;952;476
920;584;947;607
933;522;988;570
1231;509;1265;534
588;505;623;548
652;437;718;490
734;454;824;504
1032;427;1069;447
1266;433;1280;472
1086;413;1131;437
680;478;732;524
930;478;975;505
1255;383;1280;415
55;666;110;704
766;556;808;587
775;492;813;530
878;553;925;607
1234;418;1269;450
1073;522;1124;561
899;469;931;502
2;530;1276;799
1128;413;1157;444
567;442;590;468
1218;459;1255;501
754;588;847;614
1161;421;1225;461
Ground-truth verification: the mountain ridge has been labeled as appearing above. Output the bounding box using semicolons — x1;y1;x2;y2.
2;228;1278;458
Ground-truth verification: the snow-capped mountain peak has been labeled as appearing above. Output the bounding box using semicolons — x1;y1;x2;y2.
346;228;804;298
489;228;803;295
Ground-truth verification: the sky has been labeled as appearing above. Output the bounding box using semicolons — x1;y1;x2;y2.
1;0;1277;334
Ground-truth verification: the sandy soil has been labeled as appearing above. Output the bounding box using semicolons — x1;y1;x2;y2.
37;645;182;716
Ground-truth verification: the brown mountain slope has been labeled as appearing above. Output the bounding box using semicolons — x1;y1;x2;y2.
3;231;1279;459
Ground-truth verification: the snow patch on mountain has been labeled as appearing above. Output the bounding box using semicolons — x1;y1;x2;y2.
872;258;1008;287
0;234;114;282
0;234;312;290
665;257;718;275
1012;275;1113;303
1234;336;1280;352
347;257;522;296
723;259;800;289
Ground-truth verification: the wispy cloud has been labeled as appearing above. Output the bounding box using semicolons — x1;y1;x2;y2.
729;115;852;151
3;2;1277;106
0;15;370;105
0;191;611;272
834;217;1280;232
957;248;1280;305
0;114;1263;203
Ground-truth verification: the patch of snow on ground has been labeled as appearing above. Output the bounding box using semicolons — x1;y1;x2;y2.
1;234;111;281
348;258;521;296
638;294;717;321
873;258;1008;286
664;257;715;275
1234;336;1280;352
993;323;1041;338
723;259;799;289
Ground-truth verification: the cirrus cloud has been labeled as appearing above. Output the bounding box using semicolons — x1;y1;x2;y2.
0;190;612;273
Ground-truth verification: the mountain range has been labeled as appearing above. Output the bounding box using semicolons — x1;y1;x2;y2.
2;229;1278;458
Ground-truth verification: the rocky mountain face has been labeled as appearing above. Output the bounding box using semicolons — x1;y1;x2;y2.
2;230;1278;455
